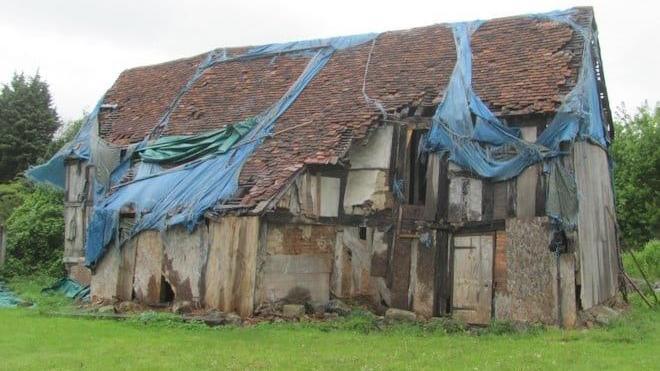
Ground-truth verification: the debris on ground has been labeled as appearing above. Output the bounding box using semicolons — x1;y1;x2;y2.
325;299;351;316
385;308;417;323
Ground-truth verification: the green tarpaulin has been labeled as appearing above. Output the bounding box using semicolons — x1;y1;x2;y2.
137;118;257;164
42;278;90;301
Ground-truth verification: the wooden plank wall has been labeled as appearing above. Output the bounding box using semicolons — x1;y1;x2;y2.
132;231;163;305
516;126;539;218
162;225;210;304
204;216;260;317
573;142;618;309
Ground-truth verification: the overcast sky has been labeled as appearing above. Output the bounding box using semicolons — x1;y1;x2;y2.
0;0;657;121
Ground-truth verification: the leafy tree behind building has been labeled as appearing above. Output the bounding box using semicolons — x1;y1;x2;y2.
611;103;660;249
0;72;60;182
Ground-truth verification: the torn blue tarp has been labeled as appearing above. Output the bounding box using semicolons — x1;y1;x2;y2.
26;101;103;189
74;34;377;266
426;9;607;182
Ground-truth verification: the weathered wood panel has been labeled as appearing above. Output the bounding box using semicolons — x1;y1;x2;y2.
492;181;509;220
390;238;412;309
434;230;451;315
573;142;618;309
63;205;85;261
424;153;441;220
331;227;378;300
90;244;121;302
117;238;137;301
411;234;437;318
448;170;483;222
436;155;450;221
516;126;538;218
451;235;493;325
162;225;209;304
204;216;259;317
370;228;389;278
132;231;163;305
65;161;86;203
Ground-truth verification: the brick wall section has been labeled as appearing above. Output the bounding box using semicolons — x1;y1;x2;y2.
493;230;507;294
97;7;594;208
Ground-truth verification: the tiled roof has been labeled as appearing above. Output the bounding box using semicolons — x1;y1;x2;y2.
97;7;596;208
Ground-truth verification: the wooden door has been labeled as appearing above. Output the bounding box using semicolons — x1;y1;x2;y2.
451;234;494;325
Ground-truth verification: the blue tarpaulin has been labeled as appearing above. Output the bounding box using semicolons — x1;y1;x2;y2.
424;9;608;230
27;8;605;266
28;33;377;266
426;9;607;183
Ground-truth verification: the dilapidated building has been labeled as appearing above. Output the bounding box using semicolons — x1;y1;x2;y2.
30;7;621;326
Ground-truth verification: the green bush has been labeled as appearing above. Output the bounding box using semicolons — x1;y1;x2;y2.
623;240;660;281
0;180;31;224
612;104;659;248
2;185;65;277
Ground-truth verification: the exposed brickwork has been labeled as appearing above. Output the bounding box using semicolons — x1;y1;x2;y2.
494;230;507;293
97;7;594;208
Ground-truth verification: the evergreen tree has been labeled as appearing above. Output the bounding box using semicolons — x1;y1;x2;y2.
0;72;60;181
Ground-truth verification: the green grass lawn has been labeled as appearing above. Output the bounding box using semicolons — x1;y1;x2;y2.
0;297;658;371
1;275;658;370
